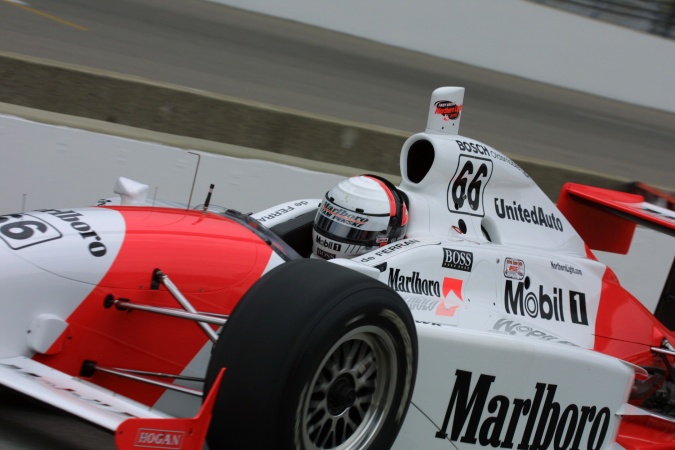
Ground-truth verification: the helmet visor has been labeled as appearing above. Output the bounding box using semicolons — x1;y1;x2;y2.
314;199;391;245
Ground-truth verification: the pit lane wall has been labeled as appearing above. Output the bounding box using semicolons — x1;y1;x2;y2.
0;109;344;215
206;0;675;114
1;110;672;316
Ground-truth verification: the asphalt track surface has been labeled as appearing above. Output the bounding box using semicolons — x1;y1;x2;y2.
0;0;673;448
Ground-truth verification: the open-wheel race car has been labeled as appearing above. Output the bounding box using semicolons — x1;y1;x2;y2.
1;87;674;450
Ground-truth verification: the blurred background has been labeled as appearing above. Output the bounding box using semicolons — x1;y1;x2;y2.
1;0;674;194
533;0;675;38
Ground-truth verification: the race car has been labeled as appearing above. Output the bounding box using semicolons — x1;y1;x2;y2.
1;87;673;450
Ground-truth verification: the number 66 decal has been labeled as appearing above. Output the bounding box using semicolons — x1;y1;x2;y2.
447;155;493;217
0;214;62;249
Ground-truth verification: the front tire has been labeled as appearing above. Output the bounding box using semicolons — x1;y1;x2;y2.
204;258;417;449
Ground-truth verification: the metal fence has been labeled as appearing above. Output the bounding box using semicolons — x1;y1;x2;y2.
531;0;675;38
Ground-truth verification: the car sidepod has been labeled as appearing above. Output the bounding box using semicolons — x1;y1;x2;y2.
392;324;635;450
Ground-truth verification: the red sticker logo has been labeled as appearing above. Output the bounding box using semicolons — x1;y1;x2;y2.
434;100;463;120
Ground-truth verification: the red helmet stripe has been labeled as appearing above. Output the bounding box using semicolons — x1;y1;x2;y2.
365;176;396;217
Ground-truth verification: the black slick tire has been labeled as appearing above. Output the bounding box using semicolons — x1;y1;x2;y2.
204;258;417;450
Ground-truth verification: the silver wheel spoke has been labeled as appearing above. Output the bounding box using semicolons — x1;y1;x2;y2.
301;326;398;449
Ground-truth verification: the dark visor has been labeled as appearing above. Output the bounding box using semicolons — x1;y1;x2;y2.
314;200;391;245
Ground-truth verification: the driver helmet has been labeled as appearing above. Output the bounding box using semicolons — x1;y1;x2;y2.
312;175;409;260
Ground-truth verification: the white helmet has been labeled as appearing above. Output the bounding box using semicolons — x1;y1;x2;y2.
312;175;409;260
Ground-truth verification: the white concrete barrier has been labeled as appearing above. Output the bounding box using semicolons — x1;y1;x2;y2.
596;229;673;314
0;114;343;214
208;0;675;113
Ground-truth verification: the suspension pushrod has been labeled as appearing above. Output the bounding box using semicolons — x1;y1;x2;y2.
94;365;203;397
110;367;204;383
652;347;675;358
153;269;220;343
107;297;227;326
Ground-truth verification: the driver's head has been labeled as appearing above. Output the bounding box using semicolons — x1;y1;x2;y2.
312;175;408;260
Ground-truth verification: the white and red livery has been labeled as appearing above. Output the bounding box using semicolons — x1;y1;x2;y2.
0;87;673;449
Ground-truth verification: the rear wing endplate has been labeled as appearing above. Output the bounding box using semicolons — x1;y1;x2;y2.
558;183;675;254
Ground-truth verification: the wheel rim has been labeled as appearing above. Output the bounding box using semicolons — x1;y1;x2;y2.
300;325;398;449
